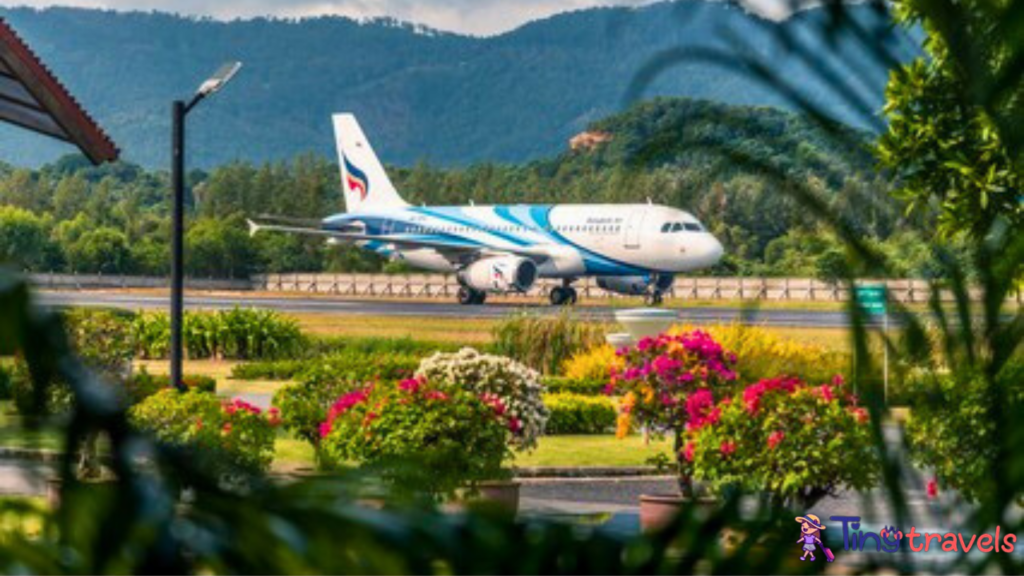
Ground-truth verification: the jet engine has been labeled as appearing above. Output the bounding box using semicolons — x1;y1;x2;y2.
458;256;538;293
596;275;674;296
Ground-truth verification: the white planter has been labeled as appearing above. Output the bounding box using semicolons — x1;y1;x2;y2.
614;308;679;340
605;332;635;349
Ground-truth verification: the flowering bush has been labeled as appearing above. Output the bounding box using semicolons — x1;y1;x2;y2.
683;376;878;507
272;379;361;446
668;324;848;385
129;389;279;473
318;378;512;498
416;348;548;451
905;362;1024;503
609;331;739;440
562;345;622;381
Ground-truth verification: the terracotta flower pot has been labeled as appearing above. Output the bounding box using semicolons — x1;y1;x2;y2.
639;493;718;532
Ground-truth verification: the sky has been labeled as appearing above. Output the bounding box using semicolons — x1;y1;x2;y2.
0;0;812;35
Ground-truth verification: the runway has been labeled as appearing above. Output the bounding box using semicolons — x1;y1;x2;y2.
36;290;886;328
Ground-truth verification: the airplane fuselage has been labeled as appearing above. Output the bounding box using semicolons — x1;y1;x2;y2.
322;203;724;278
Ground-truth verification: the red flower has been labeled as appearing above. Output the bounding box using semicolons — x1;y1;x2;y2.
682;441;695;462
221;422;232;435
926;477;939;499
767;430;785;449
720;440;736;456
399;378;423;394
194;418;203;430
852;407;869;424
818;385;835;402
508;417;523;434
832;374;845;387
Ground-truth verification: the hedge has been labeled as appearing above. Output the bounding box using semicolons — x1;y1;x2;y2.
543;393;617;435
541;376;607;396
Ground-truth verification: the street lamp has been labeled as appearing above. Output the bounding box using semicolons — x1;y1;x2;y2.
170;61;242;391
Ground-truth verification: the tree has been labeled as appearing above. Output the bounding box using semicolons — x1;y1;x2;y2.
0;206;58;270
65;227;134;274
876;0;1022;238
186;217;257;278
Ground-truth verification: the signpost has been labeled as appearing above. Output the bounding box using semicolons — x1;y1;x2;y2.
854;284;889;404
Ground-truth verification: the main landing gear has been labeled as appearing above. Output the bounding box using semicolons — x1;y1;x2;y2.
549;281;579;306
643;292;665;307
457;286;487;305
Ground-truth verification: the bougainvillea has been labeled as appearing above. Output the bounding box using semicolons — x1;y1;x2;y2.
318;378;513;499
130;389;279;473
684;375;878;507
608;330;739;439
416;348;548;451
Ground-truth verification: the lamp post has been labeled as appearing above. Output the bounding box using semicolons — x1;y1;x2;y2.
170;61;242;391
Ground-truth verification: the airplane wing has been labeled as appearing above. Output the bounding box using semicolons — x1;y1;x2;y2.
247;219;551;265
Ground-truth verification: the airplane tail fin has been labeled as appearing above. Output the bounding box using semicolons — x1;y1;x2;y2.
332;114;407;213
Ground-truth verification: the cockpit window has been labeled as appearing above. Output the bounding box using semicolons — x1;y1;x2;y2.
661;223;672;233
684;222;702;232
671;222;684;232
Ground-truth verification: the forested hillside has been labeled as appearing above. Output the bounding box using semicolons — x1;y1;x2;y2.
0;1;919;167
0;98;947;280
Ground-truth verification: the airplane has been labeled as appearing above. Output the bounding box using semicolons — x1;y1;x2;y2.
248;114;725;306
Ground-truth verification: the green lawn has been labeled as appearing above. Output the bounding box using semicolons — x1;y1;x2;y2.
0;402;62;452
272;434;673;472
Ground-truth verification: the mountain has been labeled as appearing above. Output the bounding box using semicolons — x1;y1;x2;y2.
0;2;921;168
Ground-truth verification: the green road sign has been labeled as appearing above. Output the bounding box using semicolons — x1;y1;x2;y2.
855;284;888;316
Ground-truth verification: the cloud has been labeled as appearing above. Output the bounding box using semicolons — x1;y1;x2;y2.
0;0;811;35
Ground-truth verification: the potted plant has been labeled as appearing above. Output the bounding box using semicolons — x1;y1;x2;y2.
684;376;878;509
416;348;550;510
318;378;516;505
606;330;739;530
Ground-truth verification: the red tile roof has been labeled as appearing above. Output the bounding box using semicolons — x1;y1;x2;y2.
0;17;119;164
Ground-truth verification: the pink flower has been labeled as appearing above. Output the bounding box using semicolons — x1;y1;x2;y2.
926;477;939;499
832;374;845;387
767;430;785;449
682;441;695;462
399;378;423;393
720;440;736;456
221;422;232;435
319;421;332;439
818;385;835;402
508;417;523;434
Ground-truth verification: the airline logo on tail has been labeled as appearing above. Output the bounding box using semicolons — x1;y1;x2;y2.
343;154;370;200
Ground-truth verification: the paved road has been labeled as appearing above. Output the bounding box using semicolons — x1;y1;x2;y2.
37;291;882;328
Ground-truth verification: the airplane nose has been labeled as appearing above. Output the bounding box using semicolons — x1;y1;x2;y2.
707;234;724;264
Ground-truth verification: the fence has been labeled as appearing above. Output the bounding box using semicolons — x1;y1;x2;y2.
28;273;251;292
29;272;1018;304
250;274;1013;304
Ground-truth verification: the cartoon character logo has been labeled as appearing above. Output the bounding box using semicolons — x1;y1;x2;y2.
796;514;834;563
343;154;369;201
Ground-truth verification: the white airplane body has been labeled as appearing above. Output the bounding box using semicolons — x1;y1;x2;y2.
250;114;725;305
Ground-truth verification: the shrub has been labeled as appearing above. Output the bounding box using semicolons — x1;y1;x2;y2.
905;361;1024;503
562;344;620;382
492;312;606;375
125;369;217;405
684;376;877;508
308;336;458;357
318;379;512;499
0;363;11;401
669;324;848;384
543;393;617;434
233;350;420;383
129;389;279;473
416;348;548;451
272;379;362;446
132;309;303;360
540;376;607;396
